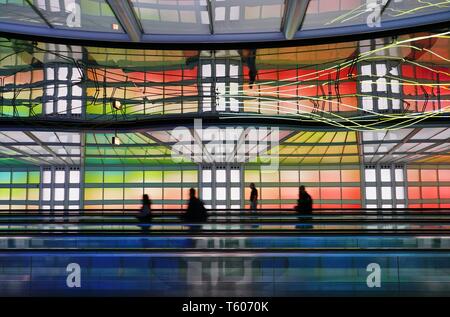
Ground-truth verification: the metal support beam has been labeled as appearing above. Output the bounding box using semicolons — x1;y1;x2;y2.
282;0;310;40
25;0;53;28
206;0;214;35
106;0;143;42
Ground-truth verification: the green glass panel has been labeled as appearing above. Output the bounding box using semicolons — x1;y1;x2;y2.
144;171;162;183
0;188;10;200
11;188;26;200
124;171;143;183
104;171;124;183
85;171;103;183
0;172;11;184
28;171;40;184
12;172;27;184
182;170;198;183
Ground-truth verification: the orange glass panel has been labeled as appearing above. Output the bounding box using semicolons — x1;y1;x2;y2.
407;169;419;182
262;188;280;200
300;170;319;182
421;187;438;199
421;169;437;182
438;170;450;182
163;188;181;200
320;170;340;182
145;188;163;200
320;187;341;199
341;187;361;200
408;187;421;199
341;170;360;182
280;187;298;199
439;187;450;199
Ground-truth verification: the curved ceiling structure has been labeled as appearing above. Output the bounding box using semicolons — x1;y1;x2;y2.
0;0;449;46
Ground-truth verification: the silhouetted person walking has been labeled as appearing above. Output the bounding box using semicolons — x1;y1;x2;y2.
295;185;313;214
136;194;152;231
249;183;258;211
239;48;258;88
184;188;208;222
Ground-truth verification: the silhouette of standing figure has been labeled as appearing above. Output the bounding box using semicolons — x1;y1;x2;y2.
295;185;313;214
249;183;258;211
136;194;152;231
184;188;208;222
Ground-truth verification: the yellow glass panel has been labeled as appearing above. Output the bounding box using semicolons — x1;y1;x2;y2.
164;171;181;183
124;188;143;200
326;146;344;154
145;171;163;183
321;156;342;164
27;189;39;200
84;188;103;200
307;132;326;143
182;170;198;183
104;188;123;200
244;170;260;182
346;132;357;142
11;188;26;200
320;132;336;143
0;189;10;200
343;145;358;154
341;156;359;163
302;157;322;164
333;132;347;143
144;188;163;199
261;170;279;183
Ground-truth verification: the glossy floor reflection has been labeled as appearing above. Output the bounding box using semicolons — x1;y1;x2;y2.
0;210;450;296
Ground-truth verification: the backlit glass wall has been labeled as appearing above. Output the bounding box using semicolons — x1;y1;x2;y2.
244;166;361;209
0;169;40;210
84;168;198;210
407;166;450;208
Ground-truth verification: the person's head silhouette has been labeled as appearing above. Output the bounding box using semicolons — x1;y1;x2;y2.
300;185;306;193
250;183;255;189
142;194;150;204
189;188;196;199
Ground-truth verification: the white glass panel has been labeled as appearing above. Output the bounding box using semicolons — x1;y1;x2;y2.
230;187;240;200
361;65;371;76
216;187;226;200
69;188;79;201
362;97;373;111
55;170;65;184
69;170;80;183
365;187;377;200
378;97;388;109
58;67;68;80
380;168;391;182
43;188;51;201
216;169;226;183
230;170;240;182
361;81;372;92
395;169;403;181
43;171;52;184
395;186;404;199
202;187;211;200
202;65;211;77
230;6;239;20
364;169;376;182
215;7;225;21
381;187;392;200
54;188;65;201
202;170;212;183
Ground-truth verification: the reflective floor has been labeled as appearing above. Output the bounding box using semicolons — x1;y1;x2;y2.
0;210;450;296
